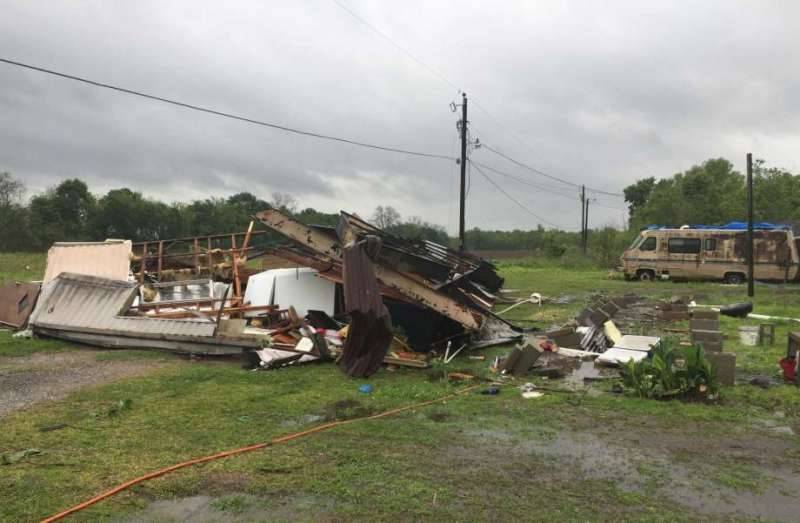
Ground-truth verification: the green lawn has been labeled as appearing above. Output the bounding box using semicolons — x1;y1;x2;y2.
2;252;800;522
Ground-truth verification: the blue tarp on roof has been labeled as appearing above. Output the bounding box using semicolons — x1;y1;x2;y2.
645;222;790;231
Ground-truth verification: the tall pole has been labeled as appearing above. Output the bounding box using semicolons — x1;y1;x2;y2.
584;198;590;253
747;152;754;297
580;185;586;254
458;93;468;252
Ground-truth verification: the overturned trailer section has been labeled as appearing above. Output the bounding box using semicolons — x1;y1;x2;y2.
256;209;521;376
29;273;261;355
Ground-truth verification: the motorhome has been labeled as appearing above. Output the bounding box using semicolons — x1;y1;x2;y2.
619;223;799;283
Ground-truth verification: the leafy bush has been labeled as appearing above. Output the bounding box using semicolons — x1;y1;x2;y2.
619;338;719;400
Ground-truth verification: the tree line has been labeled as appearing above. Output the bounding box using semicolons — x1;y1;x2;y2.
624;157;800;230
0;174;449;252
2;155;797;266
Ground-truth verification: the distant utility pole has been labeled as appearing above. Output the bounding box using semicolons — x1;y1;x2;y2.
580;185;586;254
584;197;590;253
458;93;468;252
747;152;754;297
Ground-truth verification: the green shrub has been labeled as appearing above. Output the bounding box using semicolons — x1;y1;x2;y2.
619;338;719;400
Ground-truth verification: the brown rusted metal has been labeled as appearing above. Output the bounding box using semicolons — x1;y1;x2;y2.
255;209;485;330
0;282;40;329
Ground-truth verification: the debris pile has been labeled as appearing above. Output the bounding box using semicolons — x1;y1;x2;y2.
3;211;522;379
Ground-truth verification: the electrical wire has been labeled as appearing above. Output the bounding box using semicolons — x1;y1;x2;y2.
480;142;624;197
327;1;627;200
469;160;569;230
469;160;579;199
0;57;455;162
330;0;460;93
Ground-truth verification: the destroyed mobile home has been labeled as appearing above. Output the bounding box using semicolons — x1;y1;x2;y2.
0;209;751;386
3;210;520;378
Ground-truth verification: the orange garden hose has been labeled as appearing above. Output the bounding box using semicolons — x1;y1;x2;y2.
41;384;483;522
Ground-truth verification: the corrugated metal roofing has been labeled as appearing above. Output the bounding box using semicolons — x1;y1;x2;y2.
42;240;132;284
30;273;218;338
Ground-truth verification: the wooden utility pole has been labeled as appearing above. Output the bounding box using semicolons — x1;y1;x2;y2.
458;93;468;252
584;198;590;253
747;152;754;297
580;185;586;254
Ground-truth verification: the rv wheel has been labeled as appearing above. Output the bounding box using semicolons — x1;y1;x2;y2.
637;269;655;282
724;272;745;285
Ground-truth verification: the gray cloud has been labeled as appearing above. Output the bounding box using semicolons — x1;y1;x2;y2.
1;0;798;232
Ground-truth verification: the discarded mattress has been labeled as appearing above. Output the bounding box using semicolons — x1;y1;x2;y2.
29;273;259;355
42;240;132;284
243;268;335;318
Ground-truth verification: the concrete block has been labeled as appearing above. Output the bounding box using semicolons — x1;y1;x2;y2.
691;329;723;343
660;311;690;321
698;340;723;353
709;352;736;386
690;318;720;331
692;309;720;320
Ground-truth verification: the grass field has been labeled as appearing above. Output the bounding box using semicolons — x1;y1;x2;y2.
2;252;800;522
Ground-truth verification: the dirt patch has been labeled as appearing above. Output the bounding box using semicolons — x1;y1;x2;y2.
427;410;450;422
455;418;800;522
198;472;253;495
323;399;374;421
0;350;168;417
124;493;339;522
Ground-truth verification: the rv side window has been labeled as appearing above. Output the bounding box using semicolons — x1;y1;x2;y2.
668;238;701;254
704;238;717;251
640;237;657;251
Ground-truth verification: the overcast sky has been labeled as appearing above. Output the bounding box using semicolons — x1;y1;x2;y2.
1;1;798;233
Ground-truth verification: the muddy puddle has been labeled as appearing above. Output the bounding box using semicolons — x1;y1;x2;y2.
562;360;617;390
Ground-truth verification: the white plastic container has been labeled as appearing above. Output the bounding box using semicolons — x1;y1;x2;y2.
738;326;760;346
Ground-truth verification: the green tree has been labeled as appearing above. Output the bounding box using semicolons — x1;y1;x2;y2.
626;158;745;229
0;172;33;251
623;177;655;216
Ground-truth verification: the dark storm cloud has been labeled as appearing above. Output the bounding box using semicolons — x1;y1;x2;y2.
1;0;798;231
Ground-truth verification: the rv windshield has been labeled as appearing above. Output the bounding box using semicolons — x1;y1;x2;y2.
628;235;645;250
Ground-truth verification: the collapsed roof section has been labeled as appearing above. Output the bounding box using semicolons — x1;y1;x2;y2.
29;273;260;355
255;209;520;343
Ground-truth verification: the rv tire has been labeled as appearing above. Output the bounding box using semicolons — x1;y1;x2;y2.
637;269;656;282
724;272;745;285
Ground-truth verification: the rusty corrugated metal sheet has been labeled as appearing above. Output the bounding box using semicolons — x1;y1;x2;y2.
0;282;40;328
42;240;132;284
339;237;393;378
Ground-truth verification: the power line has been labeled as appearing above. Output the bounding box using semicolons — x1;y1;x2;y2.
480;142;625;197
0;57;455;162
328;1;627;200
469;160;569;230
331;0;460;93
470;160;579;199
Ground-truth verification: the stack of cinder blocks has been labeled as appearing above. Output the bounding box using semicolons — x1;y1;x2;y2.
690;309;735;385
658;302;690;321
